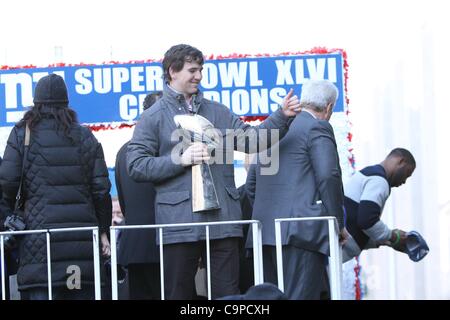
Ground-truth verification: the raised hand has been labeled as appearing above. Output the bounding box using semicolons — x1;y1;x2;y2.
281;88;301;117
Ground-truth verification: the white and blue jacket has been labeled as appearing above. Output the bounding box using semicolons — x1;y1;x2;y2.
342;165;392;262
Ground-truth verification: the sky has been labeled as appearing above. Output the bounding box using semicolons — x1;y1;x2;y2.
1;0;445;66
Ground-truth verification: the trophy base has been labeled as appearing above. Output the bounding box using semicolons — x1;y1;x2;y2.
192;205;221;213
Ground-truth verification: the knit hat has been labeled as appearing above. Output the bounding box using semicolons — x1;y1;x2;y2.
33;73;69;105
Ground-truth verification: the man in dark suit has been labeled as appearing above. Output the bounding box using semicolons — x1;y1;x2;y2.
245;79;347;300
115;92;162;299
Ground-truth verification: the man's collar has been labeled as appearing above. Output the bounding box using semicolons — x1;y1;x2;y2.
167;83;183;96
303;109;317;119
163;82;186;104
164;83;204;113
167;83;194;104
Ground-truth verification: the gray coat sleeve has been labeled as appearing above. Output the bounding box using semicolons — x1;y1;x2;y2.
308;121;345;230
127;110;185;183
225;109;292;153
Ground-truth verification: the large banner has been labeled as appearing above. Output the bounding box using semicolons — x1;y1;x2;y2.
0;52;345;126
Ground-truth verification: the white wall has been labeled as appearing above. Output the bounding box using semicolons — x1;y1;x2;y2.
1;0;449;299
351;13;450;299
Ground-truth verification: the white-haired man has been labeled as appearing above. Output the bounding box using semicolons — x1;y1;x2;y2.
245;79;347;300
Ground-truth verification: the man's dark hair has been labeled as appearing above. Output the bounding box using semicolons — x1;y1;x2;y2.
143;91;162;110
162;44;204;82
388;148;416;167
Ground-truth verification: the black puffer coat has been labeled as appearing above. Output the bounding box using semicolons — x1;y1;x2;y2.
0;111;111;290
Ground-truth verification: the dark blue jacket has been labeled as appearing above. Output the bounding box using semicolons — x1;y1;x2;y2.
115;142;159;265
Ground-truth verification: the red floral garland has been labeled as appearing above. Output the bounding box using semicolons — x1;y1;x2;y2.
354;256;362;300
88;123;134;132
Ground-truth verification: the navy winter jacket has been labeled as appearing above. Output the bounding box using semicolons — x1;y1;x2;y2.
0;113;111;290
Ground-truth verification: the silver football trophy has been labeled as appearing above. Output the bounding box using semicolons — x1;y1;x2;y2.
174;114;221;212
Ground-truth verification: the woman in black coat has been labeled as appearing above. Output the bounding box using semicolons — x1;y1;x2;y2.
0;74;112;300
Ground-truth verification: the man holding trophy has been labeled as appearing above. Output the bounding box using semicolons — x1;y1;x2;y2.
127;44;301;299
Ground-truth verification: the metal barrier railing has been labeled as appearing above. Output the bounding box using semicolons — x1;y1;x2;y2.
0;226;101;300
110;220;264;300
274;216;343;300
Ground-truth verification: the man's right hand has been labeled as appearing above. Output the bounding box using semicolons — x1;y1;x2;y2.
280;88;301;117
100;232;111;257
390;228;408;252
339;227;350;245
180;142;210;167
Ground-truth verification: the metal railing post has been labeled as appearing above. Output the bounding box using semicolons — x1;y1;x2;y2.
46;231;52;300
274;217;342;300
251;221;264;285
329;219;343;299
110;226;118;300
92;228;101;300
205;226;211;300
257;222;264;283
159;228;165;300
274;220;284;292
1;236;5;300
